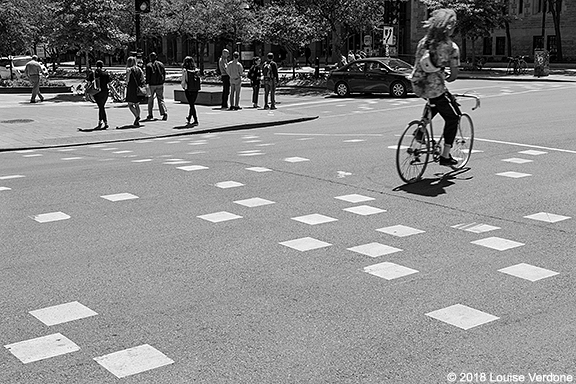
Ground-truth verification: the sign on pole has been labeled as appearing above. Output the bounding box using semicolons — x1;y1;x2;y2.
363;35;372;46
383;27;394;45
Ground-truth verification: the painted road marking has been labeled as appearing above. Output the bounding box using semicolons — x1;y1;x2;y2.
94;344;174;378
501;158;533;164
343;205;386;216
29;301;97;326
101;193;139;202
197;211;242;223
279;237;332;252
178;165;209;171
377;225;425;237
234;198;275;207
4;333;80;364
363;262;417;279
471;237;524;251
496;171;532;178
498;263;559;282
0;175;25;180
524;212;571;223
451;223;500;233
426;304;499;330
0;187;11;191
33;212;71;223
291;214;338;225
349;243;402;258
215;181;244;189
284;157;310;163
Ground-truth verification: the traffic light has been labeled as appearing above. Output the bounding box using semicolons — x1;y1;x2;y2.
135;0;151;13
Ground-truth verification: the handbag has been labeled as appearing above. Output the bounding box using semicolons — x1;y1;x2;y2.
132;70;148;102
85;78;101;95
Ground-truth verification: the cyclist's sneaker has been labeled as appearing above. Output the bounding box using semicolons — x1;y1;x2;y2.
413;128;424;143
439;154;458;167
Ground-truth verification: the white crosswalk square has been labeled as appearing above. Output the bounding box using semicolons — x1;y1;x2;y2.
471;237;525;251
234;197;275;207
343;205;386;216
33;212;70;223
377;225;425;237
498;263;559;282
291;214;338;225
29;301;98;326
426;304;499;330
101;193;139;202
246;167;272;172
524;212;571;223
452;223;500;233
284;157;309;163
178;165;209;171
215;181;244;189
4;333;80;364
334;194;375;203
0;175;25;180
363;262;417;279
496;171;532;178
518;150;547;156
94;344;174;378
197;211;243;223
0;187;11;191
279;237;332;251
501;158;533;164
348;243;402;257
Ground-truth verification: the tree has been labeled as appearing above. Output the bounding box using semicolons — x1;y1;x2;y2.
51;0;131;70
258;3;325;75
0;0;33;56
420;0;510;60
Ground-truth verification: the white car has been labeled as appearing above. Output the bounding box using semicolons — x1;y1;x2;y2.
0;56;49;79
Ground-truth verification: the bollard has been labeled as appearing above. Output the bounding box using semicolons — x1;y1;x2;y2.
314;57;320;78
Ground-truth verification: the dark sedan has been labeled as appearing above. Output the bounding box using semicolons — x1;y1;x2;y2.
326;57;414;97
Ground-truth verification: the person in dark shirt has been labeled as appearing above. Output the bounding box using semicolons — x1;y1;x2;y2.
145;52;167;121
87;60;111;129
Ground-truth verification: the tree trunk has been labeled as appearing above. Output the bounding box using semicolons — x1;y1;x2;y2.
460;34;467;61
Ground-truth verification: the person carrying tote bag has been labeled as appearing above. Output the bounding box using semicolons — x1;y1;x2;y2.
125;56;146;127
181;56;201;126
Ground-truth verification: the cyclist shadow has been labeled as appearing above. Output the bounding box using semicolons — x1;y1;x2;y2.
393;167;472;197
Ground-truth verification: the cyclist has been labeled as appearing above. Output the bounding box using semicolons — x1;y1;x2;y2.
410;8;461;167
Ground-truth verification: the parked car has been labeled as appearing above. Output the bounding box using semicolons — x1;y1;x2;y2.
326;57;414;98
11;56;49;78
0;57;15;79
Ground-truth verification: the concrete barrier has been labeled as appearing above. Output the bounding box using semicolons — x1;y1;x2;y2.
174;89;222;106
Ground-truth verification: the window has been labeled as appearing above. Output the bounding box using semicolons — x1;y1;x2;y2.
483;37;493;55
533;36;544;50
496;37;506;55
518;0;524;13
347;62;365;72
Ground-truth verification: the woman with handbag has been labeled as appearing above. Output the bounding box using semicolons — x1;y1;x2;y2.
181;56;201;126
125;56;146;127
87;60;110;130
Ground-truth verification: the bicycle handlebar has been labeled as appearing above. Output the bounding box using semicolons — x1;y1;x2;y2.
452;93;481;110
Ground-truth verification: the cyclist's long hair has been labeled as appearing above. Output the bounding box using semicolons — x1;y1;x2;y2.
423;8;457;65
182;56;196;70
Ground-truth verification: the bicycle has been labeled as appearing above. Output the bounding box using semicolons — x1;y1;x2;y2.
395;93;480;184
506;55;528;75
71;74;126;103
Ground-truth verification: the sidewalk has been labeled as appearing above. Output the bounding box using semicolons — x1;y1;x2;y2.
0;86;318;152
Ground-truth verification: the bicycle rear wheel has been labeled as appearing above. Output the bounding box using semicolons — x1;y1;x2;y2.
396;121;430;183
451;113;474;169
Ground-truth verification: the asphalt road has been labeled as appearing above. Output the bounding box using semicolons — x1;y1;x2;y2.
1;79;576;383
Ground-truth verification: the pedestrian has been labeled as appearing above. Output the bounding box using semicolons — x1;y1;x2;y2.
347;50;355;63
227;51;244;110
262;52;279;110
338;53;347;68
24;55;45;103
410;8;461;167
125;56;146;127
145;52;168;121
87;60;110;130
219;49;230;109
180;56;201;126
247;56;261;108
305;46;312;66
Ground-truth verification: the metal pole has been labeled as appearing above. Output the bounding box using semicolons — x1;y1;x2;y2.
135;12;141;53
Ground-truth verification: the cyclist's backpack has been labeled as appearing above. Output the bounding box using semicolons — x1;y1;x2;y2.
420;49;440;73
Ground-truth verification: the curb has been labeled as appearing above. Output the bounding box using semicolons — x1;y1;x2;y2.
0;115;319;153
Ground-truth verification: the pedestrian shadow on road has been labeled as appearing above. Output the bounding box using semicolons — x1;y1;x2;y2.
393;168;472;197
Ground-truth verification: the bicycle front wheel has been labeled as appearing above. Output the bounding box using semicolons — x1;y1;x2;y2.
396;121;430;183
519;61;528;75
451;113;474;169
